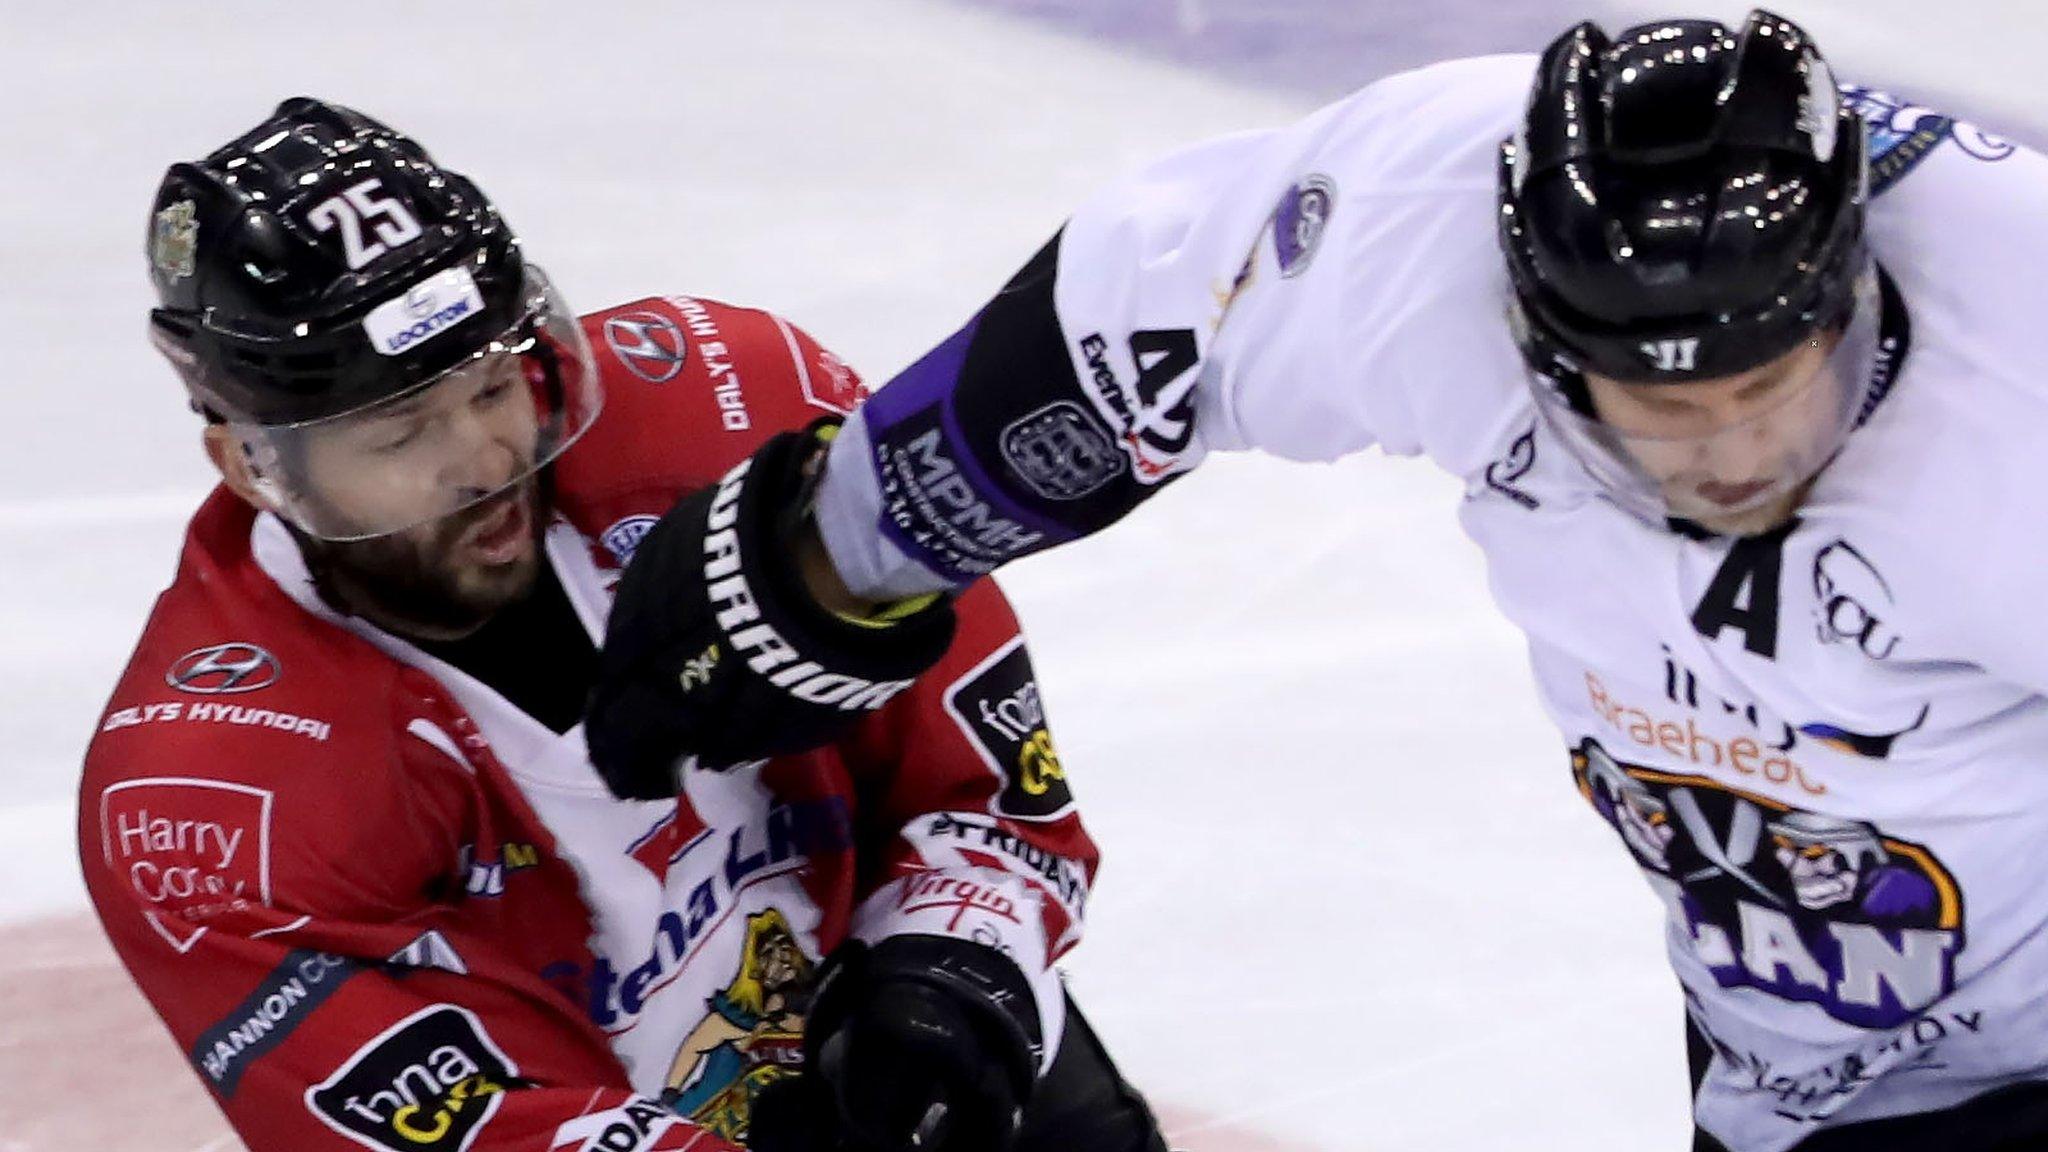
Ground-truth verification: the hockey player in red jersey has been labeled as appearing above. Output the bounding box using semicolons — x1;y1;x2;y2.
80;99;1164;1152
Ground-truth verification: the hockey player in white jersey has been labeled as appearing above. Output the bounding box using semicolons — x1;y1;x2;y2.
581;10;2048;1150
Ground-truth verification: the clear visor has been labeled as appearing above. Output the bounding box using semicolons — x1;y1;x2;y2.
232;267;602;541
1528;269;1881;533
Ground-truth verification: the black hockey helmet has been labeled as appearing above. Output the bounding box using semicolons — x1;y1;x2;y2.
1498;10;1869;387
147;97;535;424
146;98;602;540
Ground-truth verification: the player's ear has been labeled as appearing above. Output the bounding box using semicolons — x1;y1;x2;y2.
202;424;269;509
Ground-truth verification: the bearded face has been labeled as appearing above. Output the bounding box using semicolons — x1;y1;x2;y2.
296;475;548;640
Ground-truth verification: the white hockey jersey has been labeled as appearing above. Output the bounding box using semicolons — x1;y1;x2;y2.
816;54;2048;1151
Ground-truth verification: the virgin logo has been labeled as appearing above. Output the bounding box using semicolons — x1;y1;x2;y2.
897;873;1021;931
167;643;281;694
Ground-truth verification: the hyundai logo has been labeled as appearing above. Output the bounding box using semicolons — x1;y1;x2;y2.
167;643;282;694
604;312;689;383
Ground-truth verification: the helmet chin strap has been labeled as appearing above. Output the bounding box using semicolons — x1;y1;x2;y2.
1506;297;1599;417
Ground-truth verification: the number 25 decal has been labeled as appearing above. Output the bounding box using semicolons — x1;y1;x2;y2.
305;178;424;270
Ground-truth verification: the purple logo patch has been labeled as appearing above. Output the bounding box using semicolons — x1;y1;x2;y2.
1273;174;1336;279
1573;738;1963;1029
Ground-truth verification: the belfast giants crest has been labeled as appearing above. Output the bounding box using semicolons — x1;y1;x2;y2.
1572;739;1963;1029
1844;85;2016;195
600;515;660;565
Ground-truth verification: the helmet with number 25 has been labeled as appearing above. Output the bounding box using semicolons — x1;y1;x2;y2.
146;97;602;541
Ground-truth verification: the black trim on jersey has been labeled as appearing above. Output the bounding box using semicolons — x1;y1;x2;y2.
947;230;1181;539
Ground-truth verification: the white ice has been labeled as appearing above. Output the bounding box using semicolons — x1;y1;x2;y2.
2;2;2042;1148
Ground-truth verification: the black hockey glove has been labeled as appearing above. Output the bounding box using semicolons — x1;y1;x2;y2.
586;422;956;798
749;936;1042;1152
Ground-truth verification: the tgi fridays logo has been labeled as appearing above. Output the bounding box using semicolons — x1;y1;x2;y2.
921;812;1087;918
943;637;1074;821
307;1005;518;1152
99;777;273;952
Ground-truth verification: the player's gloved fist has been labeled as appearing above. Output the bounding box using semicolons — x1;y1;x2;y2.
586;421;956;798
749;936;1041;1152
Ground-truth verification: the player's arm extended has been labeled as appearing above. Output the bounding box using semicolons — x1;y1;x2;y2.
82;726;738;1152
588;64;1519;788
751;580;1097;1152
807;86;1417;604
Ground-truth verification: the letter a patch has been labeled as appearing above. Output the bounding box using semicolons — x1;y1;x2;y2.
1690;527;1790;659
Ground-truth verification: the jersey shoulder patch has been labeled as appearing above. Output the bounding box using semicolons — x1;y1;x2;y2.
1844;84;2019;196
86;494;401;793
82;495;428;951
561;296;865;509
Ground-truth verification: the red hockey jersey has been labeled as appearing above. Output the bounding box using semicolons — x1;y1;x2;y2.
77;296;1097;1152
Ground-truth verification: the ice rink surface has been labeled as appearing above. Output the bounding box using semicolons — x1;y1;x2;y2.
3;2;2045;1149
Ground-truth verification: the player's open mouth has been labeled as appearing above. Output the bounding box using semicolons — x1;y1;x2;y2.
1697;479;1774;507
465;491;532;565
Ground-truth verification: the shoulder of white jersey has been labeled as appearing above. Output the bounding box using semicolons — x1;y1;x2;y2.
1852;86;2048;379
1192;54;1534;470
1848;86;2048;474
1304;53;1535;191
1808;91;2048;683
1845;85;2042;202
